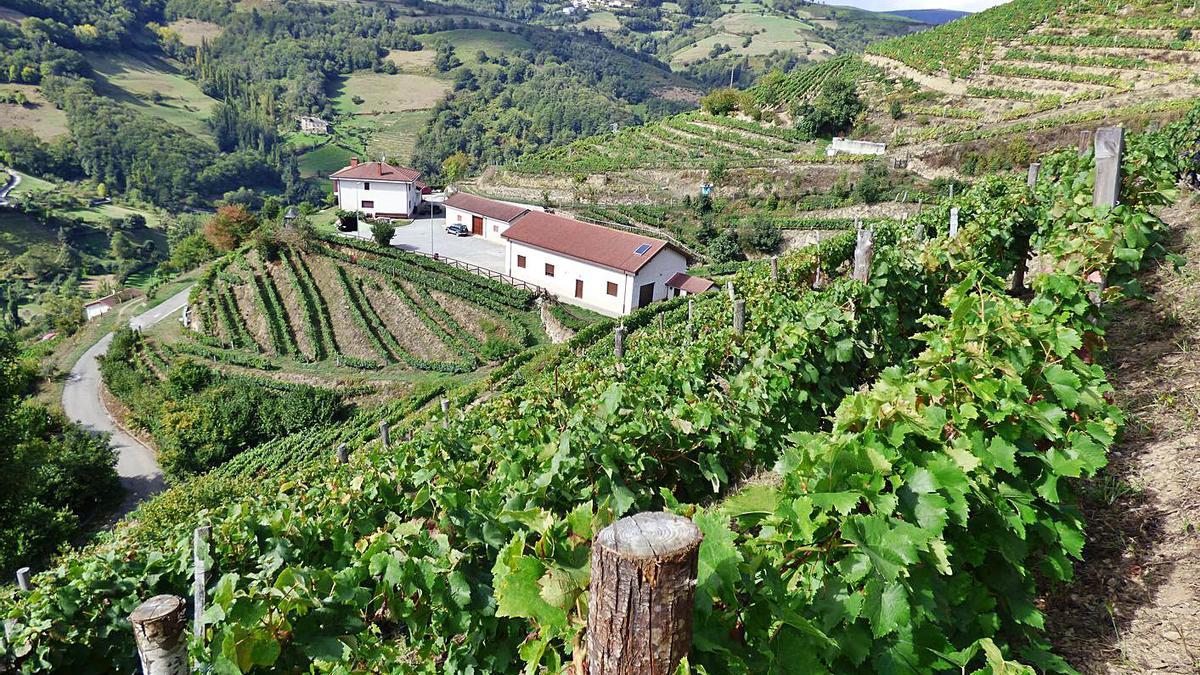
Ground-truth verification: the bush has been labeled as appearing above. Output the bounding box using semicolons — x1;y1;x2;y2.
792;78;864;139
371;220;397;246
738;218;782;253
700;87;740;116
708;229;743;262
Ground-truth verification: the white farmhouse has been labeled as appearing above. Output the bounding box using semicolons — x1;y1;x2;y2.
501;211;694;316
330;159;427;219
443;192;534;242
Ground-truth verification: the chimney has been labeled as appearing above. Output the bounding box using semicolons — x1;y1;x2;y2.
350;157;359;168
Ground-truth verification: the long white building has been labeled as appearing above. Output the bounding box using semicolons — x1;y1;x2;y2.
501;211;697;316
443;192;533;242
330;159;426;219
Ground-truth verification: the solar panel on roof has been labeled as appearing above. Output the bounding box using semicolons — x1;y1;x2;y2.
634;244;651;255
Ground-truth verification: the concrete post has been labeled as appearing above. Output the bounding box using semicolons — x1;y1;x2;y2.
1093;126;1125;209
379;421;389;448
949;207;960;238
15;567;30;592
1027;162;1041;188
733;300;746;334
770;256;778;281
192;526;210;649
852;229;875;282
614;326;625;359
335;443;348;464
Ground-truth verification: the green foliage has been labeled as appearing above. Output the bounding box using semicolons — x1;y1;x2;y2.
791;77;864;140
699;87;739;115
370;219;396;246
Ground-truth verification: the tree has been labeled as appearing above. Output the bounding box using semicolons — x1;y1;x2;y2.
792;78;864;139
853;160;891;204
371;220;396;246
109;232;135;261
96;182;107;199
700;88;739;116
442;152;470;185
203;205;259;251
738;218;781;254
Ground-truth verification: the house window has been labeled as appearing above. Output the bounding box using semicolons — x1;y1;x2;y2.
545;263;555;277
362;200;374;209
517;255;526;269
606;281;618;296
363;182;371;190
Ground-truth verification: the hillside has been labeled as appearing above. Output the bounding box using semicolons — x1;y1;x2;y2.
884;8;970;24
2;105;1197;672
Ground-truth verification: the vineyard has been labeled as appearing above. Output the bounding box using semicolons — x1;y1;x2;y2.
185;234;541;379
861;0;1200;153
3;102;1197;672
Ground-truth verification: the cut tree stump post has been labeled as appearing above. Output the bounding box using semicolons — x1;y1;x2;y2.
1093;126;1125;209
733;299;746;334
614;326;625;359
15;567;30;592
852;228;874;282
949;207;960;238
335;443;348;464
130;595;189;675
586;512;703;675
192;526;210;650
770;256;778;281
379;421;390;448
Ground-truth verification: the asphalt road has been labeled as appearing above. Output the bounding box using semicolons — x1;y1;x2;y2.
0;169;20;206
356;215;508;274
62;286;192;516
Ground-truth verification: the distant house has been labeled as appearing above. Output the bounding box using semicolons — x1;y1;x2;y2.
501;211;691;316
665;272;715;298
298;116;331;134
330;158;425;219
84;289;142;321
443;192;536;242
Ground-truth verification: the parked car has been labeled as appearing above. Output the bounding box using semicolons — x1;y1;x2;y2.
446;223;470;237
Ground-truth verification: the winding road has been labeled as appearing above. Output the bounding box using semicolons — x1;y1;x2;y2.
0;169;20;206
62;287;192;516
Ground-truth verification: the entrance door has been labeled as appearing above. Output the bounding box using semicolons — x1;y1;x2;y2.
471;215;484;236
575;279;584;298
637;282;655;309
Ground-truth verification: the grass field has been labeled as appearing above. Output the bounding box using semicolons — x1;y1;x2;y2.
330;72;450;115
343;110;432;166
580;11;621;31
8;170;54;197
0;211;54;257
63;202;164;229
387;48;436;73
299;142;356;179
417;29;532;66
167;19;223;46
87;51;220;142
671;13;833;65
0;85;69;140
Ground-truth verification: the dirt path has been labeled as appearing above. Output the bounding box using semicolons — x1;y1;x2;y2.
1046;194;1200;673
863;54;967;97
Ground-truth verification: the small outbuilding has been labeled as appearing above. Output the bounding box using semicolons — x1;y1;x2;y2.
443;192;533;242
298;116;331;134
665;272;715;298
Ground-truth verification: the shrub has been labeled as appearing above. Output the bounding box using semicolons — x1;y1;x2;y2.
370;220;396;246
700;87;740;116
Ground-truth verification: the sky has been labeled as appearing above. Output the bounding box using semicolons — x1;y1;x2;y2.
827;0;1008;13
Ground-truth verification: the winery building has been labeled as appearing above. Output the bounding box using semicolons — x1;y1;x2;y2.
501;211;694;316
443;192;533;243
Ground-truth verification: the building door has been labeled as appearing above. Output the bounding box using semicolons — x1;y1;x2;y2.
575;279;584;298
637;282;655;308
471;215;483;236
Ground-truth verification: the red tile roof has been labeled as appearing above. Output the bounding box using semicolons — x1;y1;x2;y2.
330;161;422;183
665;272;715;294
502;211;681;274
444;192;531;222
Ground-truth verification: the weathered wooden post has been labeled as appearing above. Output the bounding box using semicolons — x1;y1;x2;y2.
440;398;450;428
949;207;960;238
614;325;625;359
770;256;778;281
378;421;390;448
192;526;210;650
1027;162;1041;188
912;219;925;242
725;281;735;303
852;228;874;282
733;299;746;334
949;183;954;201
15;567;30;592
1079;129;1093;156
1012;163;1042;295
130;595;189;675
686;299;694;327
335;443;348;464
586;512;703;675
1093;126;1124;209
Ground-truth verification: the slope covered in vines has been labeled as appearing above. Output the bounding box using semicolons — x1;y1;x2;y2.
1;104;1198;673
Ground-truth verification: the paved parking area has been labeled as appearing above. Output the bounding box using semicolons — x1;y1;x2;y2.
347;214;508;274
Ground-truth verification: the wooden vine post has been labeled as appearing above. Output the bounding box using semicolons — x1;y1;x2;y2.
852;228;874;283
686;299;694;327
614;325;625;359
378;421;390;448
440;398;450;428
1090;126;1125;306
1079;129;1093;156
725;281;736;303
733;299;746;334
192;526;210;650
769;256;778;281
130;595;189;675
586;512;703;675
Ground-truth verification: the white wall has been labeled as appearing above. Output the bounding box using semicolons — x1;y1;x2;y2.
629;248;688;310
336;180;420;217
826;137;887;157
505;241;687;316
445;206;513;242
506;241;632;316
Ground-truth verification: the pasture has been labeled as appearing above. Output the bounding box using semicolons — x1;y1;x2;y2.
387;47;436;73
417;29;532;65
87;51;220;142
167;19;224;46
580;11;621;31
0;86;69;140
330;72;450;115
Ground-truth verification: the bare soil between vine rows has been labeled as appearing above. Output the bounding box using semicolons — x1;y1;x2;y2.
1045;194;1200;673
